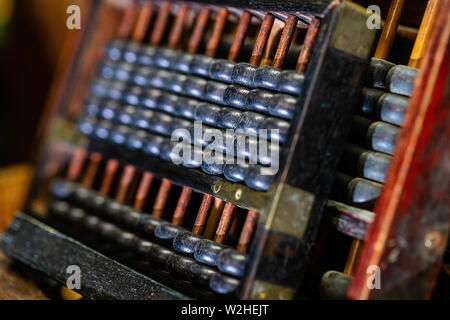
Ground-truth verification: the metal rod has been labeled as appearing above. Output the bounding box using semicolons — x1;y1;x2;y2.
228;10;252;61
214;202;236;243
203;198;225;239
237;210;259;253
168;3;189;49
82;152;102;189
152;178;172;218
192;194;213;234
206;8;228;57
117;0;139;39
249;13;275;66
296;17;320;72
171;186;193;226
188;7;210;54
272;14;298;68
116;165;135;204
150;1;172;46
99;159;119;197
67;148;87;182
134;172;154;211
132;0;154;42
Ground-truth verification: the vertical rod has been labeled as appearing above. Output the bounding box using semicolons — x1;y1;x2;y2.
249;13;275;66
228;11;252;61
134;172;154;211
296;17;320;72
206;8;229;57
67;148;87;182
192;194;213;234
344;239;364;276
374;0;405;59
117;0;139;39
237;210;259;253
152;178;172;218
408;0;439;68
168;3;189;49
172;186;193;226
150;1;172;46
82;152;102;189
188;7;210;54
272;14;298;68
132;0;154;42
116;165;135;204
214;203;236;243
203;198;225;239
99;159;119;197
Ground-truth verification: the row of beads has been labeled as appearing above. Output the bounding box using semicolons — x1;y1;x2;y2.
105;40;305;96
77;115;276;191
49;199;240;295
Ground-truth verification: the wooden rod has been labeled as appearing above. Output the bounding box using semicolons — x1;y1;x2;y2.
228;11;252;61
374;0;405;59
150;1;172;46
134;172;154;211
272;14;298;68
188;7;210;54
296;17;320;72
249;13;275;66
206;8;229;57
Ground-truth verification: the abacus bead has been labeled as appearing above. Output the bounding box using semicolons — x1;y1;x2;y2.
183;77;207;98
232;63;257;87
268;94;297;120
123;43;141;64
194;240;227;266
50;180;74;199
155;223;183;241
115;62;134;82
191;55;213;77
90;194;106;212
253;66;281;89
377;93;408;126
209;59;235;83
205;81;227;104
98;222;119;240
126;130;148;150
123;86;143;106
137;46;157;66
141;88;162;109
223;164;249;182
245;165;275;191
159;94;179;114
143;134;164;156
166;73;187;93
368;122;398;155
217;108;242;130
171;119;192;139
67;208;86;224
91;78;110;98
348;178;382;204
105;40;125;61
201;156;224;175
194;103;221;126
160;141;182;163
182;145;203;168
174;97;196;119
359;151;391;183
238;111;266;136
108;81;126;101
189;263;218;288
117;105;137;125
110;125;131;145
149;112;173;136
99;59;117;80
103;199;125;221
100;101;119;120
84;216;100;232
386;65;418;97
277;70;304;95
224;85;251;109
173;232;202;254
133;67;152;86
259;143;280;167
116;231;138;248
247;89;272;114
94;120;113;140
234;135;259;163
85;97;102;117
172;52;194;73
261;118;290;143
369;58;395;88
217;249;246;277
77;115;97;135
154;48;175;69
133;109;154;130
209;274;240;295
73;185;89;203
149;69;170;89
49;201;70;218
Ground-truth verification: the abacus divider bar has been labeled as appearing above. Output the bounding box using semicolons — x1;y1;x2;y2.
100;159;119;197
150;1;172;46
67;148;87;182
134;172;154;211
236;210;259;253
206;8;228;58
249;13;274;66
192;194;213;234
152;178;172;218
132;0;154;42
296;17;320;72
117;0;139;39
172;186;193;226
228;11;252;61
214;202;236;244
168;2;189;49
408;0;439;68
188;7;210;54
82;152;102;189
374;0;405;59
272;14;298;69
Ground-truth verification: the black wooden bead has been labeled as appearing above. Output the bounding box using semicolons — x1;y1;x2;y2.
194;103;221;126
194;239;228;266
67;207;87;224
217;249;246;277
209;274;240;295
166;73;187;94
253;66;281;90
155;223;183;241
137;46;157;66
173;97;196;119
98;221;119;241
149;69;170;89
141;88;163;110
117;105;137;125
116;231;139;248
189;263;219;288
244;165;275;191
217;108;242;130
84;215;101;232
136;214;162;235
268;94;297;120
232;63;257;87
191;55;213;77
277;71;304;95
209;59;235;83
126;130;148;151
173;232;203;254
260;117;290;143
201;158;224;175
237;111;266;136
224;85;251;109
50;180;74;200
247;89;272;114
172;52;194;73
110;125;131;145
73;185;90;204
103;199;125;221
90;194;106;212
49;201;71;218
205;81;227;105
133;109;154;130
159;93;179;114
123;86;143;106
94;120;113;140
142;134;164;156
183;76;207;98
223;164;249;182
154;48;176;69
